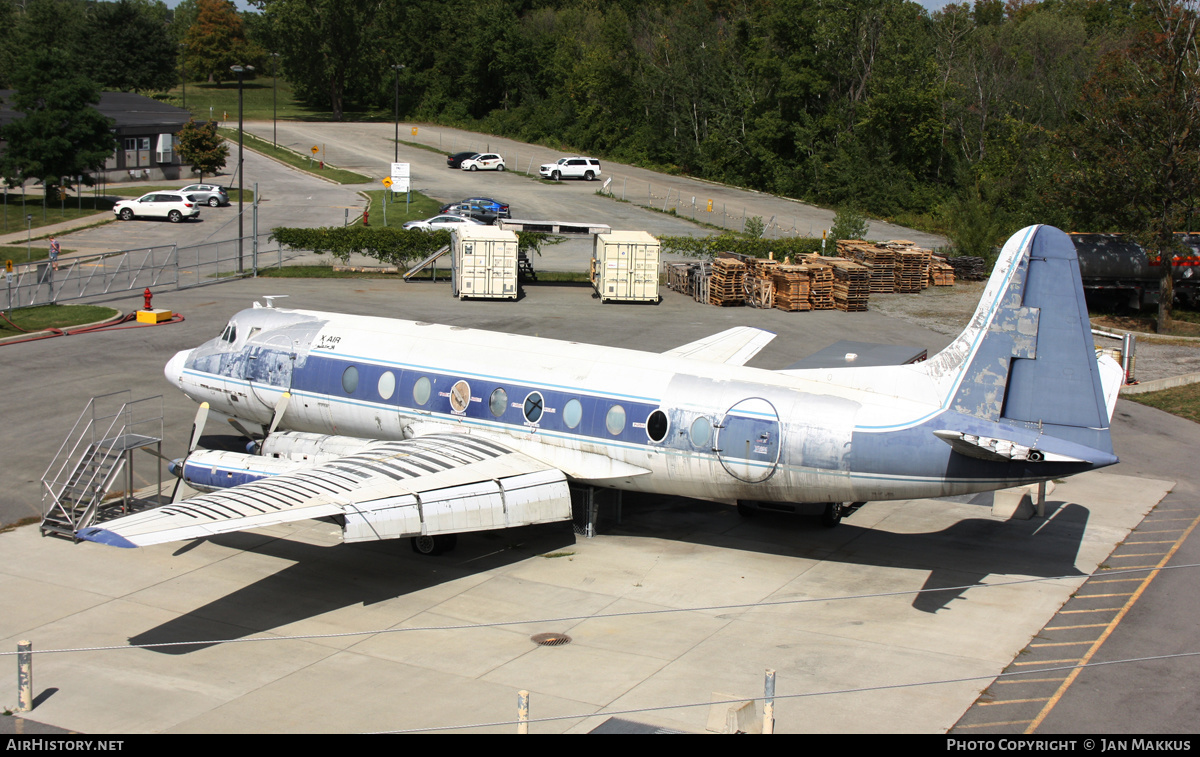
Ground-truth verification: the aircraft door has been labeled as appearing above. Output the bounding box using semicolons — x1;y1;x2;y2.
715;397;781;483
242;340;295;413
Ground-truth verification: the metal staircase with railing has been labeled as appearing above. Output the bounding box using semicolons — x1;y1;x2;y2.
41;391;165;541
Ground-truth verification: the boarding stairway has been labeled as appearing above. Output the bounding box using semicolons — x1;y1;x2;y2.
41;392;165;541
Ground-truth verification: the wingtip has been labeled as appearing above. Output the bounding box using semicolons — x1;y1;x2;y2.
76;527;140;549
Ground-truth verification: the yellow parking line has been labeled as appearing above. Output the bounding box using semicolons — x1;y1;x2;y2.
1098;564;1160;570
957;720;1034;728
1014;658;1080;666
1025;510;1200;733
995;677;1069;684
1059;607;1123;613
980;697;1050;706
1030;641;1094;647
1044;623;1109;630
1107;552;1170;558
1071;592;1133;599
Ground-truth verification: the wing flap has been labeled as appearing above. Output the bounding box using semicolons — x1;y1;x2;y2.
663;326;776;366
78;434;572;548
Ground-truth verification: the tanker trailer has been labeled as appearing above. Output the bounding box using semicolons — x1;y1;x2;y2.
1070;233;1200;310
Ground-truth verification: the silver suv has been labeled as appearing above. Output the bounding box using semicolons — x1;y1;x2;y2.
539;157;602;181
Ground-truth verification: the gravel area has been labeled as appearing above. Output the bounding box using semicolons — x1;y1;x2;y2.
867;281;1200;385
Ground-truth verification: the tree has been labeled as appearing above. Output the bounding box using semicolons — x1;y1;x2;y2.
176;118;229;180
0;47;115;195
89;0;179;92
1059;0;1200;331
185;0;254;84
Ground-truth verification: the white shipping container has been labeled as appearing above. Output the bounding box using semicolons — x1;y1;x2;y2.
452;225;520;300
591;230;661;303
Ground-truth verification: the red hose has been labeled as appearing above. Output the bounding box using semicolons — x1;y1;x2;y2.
0;311;185;345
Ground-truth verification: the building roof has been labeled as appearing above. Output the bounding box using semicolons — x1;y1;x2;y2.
0;90;192;132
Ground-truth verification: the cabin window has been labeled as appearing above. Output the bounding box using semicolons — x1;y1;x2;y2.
413;376;431;406
689;417;712;448
341;366;359;394
449;380;471;413
606;405;626;435
377;371;396;400
489;388;507;417
563;399;582;429
523;391;544;424
646;409;669;443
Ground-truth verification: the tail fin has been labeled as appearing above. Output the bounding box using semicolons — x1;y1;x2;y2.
923;225;1114;458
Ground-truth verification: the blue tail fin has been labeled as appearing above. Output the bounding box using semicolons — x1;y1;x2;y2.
924;225;1114;457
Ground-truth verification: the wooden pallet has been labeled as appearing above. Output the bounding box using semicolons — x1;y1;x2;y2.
827;258;870;312
772;264;812;311
709;258;746;306
802;255;835;309
929;258;956;286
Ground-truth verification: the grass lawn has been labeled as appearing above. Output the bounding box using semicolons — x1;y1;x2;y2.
1;192;114;235
168;79;393;123
217;127;371;185
1126;383;1200;425
361;189;443;227
0;304;119;336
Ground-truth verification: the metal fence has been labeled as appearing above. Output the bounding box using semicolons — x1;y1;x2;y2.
3;232;284;310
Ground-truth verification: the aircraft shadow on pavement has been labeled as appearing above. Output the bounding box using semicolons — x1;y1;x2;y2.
603;493;1091;614
128;494;1089;654
128;520;575;655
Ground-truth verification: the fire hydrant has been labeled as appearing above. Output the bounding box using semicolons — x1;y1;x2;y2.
143;288;153;311
363;210;369;226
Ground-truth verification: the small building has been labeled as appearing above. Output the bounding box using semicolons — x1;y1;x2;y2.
0;90;192;184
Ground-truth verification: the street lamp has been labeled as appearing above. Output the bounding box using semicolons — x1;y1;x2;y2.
392;64;405;164
179;43;186;109
271;53;280;147
230;64;254;273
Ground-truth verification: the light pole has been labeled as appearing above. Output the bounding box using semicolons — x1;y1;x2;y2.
179;43;186;109
271;53;280;147
231;64;253;273
392;64;405;164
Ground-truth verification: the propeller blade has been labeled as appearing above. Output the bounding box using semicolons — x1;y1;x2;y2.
188;403;209;453
227;417;261;440
266;392;291;437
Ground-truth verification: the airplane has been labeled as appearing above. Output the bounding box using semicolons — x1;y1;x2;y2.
77;224;1124;554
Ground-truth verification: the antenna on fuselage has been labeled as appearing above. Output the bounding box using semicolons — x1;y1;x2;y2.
257;295;289;309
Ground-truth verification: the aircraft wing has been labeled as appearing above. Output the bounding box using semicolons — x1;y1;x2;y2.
663;326;776;366
77;434;571;548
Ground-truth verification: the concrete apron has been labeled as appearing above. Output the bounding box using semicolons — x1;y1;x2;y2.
0;469;1170;733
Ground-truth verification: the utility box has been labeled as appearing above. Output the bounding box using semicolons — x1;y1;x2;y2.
591;230;661;303
452;225;519;300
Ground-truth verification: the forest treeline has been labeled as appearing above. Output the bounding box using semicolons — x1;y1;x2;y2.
2;0;1197;263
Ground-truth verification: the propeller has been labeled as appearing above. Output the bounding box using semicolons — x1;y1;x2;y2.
169;402;209;502
227;392;291;453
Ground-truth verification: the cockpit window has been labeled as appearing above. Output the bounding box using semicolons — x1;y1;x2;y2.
220;323;237;343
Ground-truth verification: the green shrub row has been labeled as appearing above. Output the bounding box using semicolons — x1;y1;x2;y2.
269;226;560;267
659;234;825;260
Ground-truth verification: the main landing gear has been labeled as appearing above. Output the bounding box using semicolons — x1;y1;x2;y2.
410;534;458;556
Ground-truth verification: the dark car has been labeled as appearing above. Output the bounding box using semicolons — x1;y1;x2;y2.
441;197;510;219
446;151;479;169
440;200;500;225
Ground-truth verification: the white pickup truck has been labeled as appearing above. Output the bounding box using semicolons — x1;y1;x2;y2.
539;156;602;181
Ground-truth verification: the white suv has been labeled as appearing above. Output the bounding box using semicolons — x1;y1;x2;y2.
113;192;201;223
539;157;602;181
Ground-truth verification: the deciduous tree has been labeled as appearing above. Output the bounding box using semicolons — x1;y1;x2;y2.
176;118;229;180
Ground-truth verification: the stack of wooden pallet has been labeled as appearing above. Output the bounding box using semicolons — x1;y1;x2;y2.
745;258;779;309
803;255;835;309
894;246;932;293
665;262;695;295
709;258;746;306
949;256;987;281
772;264;813;311
840;241;896;294
929;257;956;286
827;258;870;311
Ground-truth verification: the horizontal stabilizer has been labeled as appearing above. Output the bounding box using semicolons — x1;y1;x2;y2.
663;326;776;366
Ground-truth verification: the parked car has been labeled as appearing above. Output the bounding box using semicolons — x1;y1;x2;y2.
460;153;505;172
446;151;478;169
112;192;201;223
438;198;510;224
539;156;602;181
402;214;487;232
460;197;511;218
179;183;230;207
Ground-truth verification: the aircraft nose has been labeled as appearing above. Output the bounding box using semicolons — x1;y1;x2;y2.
164;349;191;388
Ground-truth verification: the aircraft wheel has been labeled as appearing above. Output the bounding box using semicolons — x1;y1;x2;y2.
411;534;457;555
821;502;844;528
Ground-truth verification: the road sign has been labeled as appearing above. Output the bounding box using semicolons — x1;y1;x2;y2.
411;127;418;136
5;260;11;273
390;162;411;193
311;145;320;155
382;177;393;188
